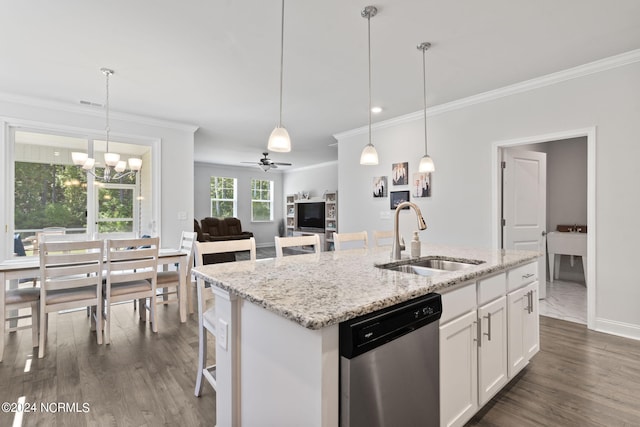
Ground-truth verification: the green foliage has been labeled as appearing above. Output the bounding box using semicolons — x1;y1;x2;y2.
15;162;87;230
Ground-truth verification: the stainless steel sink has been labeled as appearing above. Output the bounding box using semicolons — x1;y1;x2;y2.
376;257;484;276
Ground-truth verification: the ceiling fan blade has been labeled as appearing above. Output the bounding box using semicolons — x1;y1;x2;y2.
240;161;260;165
272;162;292;166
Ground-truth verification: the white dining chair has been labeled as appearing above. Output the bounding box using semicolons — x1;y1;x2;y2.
103;237;159;345
274;234;321;257
333;231;368;251
38;239;104;358
156;231;197;313
193;237;256;397
373;230;394;247
3;287;40;358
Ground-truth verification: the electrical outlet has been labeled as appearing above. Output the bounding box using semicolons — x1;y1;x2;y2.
177;211;187;220
218;319;228;350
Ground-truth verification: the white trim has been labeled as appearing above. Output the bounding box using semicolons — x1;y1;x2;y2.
0;92;199;133
285;160;338;173
334;48;640;140
491;127;597;331
594;318;640;341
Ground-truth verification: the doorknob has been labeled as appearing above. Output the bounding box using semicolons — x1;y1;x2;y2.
541;230;547;236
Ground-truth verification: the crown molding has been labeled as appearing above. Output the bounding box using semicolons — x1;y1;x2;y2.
284;160;338;173
333;48;640;140
0;92;199;133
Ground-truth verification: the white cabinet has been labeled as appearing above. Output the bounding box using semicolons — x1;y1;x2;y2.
440;263;538;427
440;310;478;427
507;281;539;378
477;296;508;405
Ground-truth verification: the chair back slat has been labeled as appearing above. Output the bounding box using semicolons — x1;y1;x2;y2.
274;235;321;257
333;231;368;251
106;238;159;284
40;240;103;295
194;238;256;267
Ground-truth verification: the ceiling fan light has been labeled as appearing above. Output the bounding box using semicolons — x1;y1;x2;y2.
418;154;435;173
268;126;291;152
360;143;379;165
260;164;271;172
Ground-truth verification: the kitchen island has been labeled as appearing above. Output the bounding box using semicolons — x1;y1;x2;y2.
192;244;539;427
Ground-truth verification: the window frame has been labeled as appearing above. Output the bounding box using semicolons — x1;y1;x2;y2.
250;178;274;222
210;176;237;218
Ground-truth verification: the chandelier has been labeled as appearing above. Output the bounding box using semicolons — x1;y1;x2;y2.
72;68;142;181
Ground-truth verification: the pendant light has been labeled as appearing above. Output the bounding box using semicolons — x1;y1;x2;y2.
267;0;291;152
359;5;379;165
417;42;435;173
72;68;142;181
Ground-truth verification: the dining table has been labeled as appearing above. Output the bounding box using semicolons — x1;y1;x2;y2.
0;248;188;362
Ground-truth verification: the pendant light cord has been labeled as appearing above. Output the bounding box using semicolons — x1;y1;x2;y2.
105;69;111;153
367;13;372;145
278;0;285;128
422;47;427;154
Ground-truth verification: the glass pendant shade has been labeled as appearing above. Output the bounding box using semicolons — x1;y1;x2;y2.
418;154;435;173
268;126;291;152
104;152;120;167
114;161;127;173
128;157;143;171
82;157;95;170
72;151;88;166
360;143;379;165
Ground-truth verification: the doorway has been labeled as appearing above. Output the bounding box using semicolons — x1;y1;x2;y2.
492;128;596;330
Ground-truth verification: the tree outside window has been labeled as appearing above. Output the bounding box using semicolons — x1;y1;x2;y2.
251;179;273;222
210;177;237;218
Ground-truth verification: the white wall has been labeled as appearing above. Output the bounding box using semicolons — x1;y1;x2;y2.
283;162;338;200
194;162;283;247
336;59;640;338
0;95;195;252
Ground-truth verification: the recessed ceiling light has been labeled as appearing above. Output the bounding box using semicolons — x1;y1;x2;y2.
371;106;383;114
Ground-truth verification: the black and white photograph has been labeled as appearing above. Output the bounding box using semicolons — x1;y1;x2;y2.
412;172;431;198
390;190;410;209
373;176;387;197
391;162;408;185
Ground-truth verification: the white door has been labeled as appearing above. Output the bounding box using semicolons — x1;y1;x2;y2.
502;149;547;298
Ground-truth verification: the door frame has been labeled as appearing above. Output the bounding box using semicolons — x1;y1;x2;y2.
491;127;596;330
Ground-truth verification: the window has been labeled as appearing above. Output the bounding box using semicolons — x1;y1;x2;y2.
7;128;152;258
251;179;273;222
210;177;237;218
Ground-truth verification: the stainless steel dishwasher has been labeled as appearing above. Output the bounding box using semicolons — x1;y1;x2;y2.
339;293;442;427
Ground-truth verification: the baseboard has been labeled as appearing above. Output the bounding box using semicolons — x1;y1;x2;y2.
594;318;640;341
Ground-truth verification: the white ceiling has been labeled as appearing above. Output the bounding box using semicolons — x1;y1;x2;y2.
2;0;639;169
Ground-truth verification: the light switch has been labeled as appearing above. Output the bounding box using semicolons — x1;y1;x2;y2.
218;319;228;351
379;211;391;220
177;211;187;220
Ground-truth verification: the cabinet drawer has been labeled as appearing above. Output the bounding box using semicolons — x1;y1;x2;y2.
477;272;506;305
507;262;538;292
441;281;476;324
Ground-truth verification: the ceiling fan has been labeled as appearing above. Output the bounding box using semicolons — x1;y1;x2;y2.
241;152;292;171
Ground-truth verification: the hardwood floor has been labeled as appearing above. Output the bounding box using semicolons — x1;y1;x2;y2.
3;298;640;426
0;300;215;426
469;316;640;426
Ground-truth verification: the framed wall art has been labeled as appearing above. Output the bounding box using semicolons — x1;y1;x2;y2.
412;172;431;198
373;176;388;198
390;190;410;209
391;162;408;185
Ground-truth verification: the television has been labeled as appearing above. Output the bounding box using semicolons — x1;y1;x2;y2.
296;202;325;230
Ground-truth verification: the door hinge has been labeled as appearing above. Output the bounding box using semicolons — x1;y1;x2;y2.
501;218;506;227
501;161;506;169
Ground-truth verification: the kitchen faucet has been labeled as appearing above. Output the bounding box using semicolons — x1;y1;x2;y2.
391;202;427;260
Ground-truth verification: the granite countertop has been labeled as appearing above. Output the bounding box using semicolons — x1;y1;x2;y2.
191;244;539;330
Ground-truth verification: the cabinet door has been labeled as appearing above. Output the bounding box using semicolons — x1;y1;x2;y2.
477;296;508;405
507;286;528;378
523;281;540;360
440;311;478;427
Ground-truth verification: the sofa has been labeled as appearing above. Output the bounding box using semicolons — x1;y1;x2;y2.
199;217;254;242
194;217;254;264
